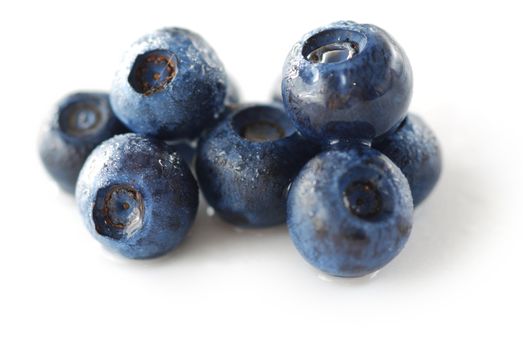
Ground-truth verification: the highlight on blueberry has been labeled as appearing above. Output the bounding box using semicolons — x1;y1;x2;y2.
76;134;199;259
110;27;228;139
373;113;442;206
282;20;413;144
196;103;320;227
165;140;197;167
38;92;127;194
287;146;414;277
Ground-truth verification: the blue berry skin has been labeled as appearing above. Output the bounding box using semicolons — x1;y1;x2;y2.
165;140;196;166
373;114;442;206
282;21;413;144
287;146;413;277
76;134;199;259
203;102;243;134
196;103;320;227
110;28;227;139
38;92;127;194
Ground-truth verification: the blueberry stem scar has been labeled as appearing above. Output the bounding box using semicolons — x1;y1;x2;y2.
343;180;382;219
307;41;359;63
129;50;178;96
60;102;104;137
100;184;144;238
240;120;285;142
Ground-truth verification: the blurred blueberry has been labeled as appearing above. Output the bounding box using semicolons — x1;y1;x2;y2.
196;103;320;227
373;113;442;206
110;28;227;139
38;92;127;194
76;134;198;259
287;146;413;277
225;76;241;105
282;20;413;144
271;77;283;103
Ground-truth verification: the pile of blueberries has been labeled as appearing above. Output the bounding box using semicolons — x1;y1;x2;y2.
39;21;441;278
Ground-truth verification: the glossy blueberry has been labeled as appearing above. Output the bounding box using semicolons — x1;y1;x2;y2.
287;146;413;277
196;103;320;227
76;134;198;259
373;113;441;206
282;21;413;144
110;28;227;139
38;92;127;194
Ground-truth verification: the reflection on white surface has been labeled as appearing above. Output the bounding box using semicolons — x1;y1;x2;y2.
82;149;493;286
31;118;489;284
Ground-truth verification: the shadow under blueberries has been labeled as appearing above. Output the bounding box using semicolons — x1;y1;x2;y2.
312;156;492;286
119;194;290;269
374;156;492;283
95;149;493;285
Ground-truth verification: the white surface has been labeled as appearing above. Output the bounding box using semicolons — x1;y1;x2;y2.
1;1;522;349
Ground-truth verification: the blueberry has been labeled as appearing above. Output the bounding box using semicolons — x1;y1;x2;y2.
271;77;283;103
76;134;199;259
165;140;197;166
282;21;413;144
38;92;127;194
287;146;413;277
110;28;227;139
196;103;320;227
373;114;442;206
202;102;243;135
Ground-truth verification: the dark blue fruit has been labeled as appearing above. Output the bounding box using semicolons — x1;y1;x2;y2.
287;146;413;277
196;103;320;227
38;92;127;194
110;27;228;139
76;134;198;259
165;140;196;166
373;113;442;206
282;20;413;144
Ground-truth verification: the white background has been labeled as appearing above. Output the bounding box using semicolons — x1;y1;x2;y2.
1;1;522;349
